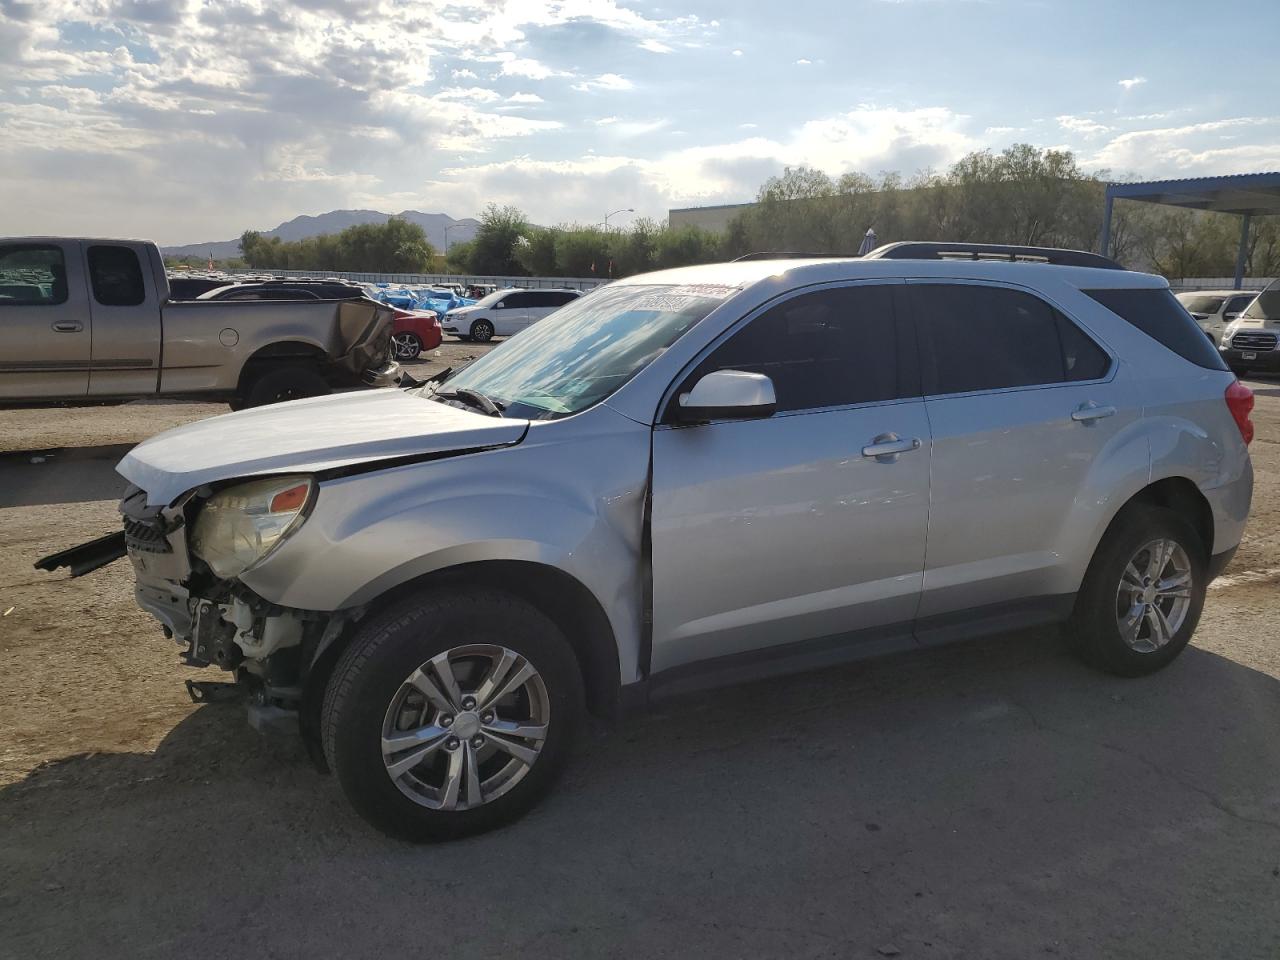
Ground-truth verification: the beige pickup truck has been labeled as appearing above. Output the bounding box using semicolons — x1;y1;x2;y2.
0;238;400;408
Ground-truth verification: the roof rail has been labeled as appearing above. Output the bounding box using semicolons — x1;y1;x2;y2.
732;251;855;262
864;241;1122;270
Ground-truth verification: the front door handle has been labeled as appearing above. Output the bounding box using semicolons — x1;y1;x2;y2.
51;321;83;333
862;433;922;462
1071;402;1116;423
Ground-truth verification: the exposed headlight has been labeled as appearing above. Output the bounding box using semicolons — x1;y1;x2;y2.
190;475;313;579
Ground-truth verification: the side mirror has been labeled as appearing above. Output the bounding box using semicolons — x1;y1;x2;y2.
676;370;776;423
494;301;504;309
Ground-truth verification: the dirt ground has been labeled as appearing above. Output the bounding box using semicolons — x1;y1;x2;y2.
2;354;1279;960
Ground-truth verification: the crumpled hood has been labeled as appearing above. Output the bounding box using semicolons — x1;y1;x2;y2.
118;388;528;506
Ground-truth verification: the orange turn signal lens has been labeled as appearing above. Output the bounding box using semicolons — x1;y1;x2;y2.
269;483;310;513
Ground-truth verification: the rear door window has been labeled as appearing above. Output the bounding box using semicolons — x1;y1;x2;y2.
914;284;1111;395
0;244;68;305
87;245;146;307
1084;288;1227;370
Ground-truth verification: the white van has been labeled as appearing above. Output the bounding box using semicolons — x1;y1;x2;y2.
442;288;582;341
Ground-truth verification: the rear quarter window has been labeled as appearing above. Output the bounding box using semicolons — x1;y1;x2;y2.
1084;288;1227;371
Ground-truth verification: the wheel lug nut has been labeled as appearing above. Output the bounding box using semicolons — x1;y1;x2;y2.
461;696;477;710
470;735;484;748
440;715;453;727
481;712;494;724
446;737;460;750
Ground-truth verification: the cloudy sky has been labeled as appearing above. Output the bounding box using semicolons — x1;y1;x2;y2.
2;0;1278;244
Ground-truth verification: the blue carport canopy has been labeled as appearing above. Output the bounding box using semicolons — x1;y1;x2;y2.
1100;172;1280;288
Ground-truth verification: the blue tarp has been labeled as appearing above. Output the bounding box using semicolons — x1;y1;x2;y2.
364;285;476;314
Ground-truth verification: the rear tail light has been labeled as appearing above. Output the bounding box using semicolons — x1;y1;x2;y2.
1225;379;1255;445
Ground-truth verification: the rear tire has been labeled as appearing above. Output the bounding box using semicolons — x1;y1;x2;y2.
390;332;423;361
322;589;583;842
1068;504;1207;677
238;365;329;408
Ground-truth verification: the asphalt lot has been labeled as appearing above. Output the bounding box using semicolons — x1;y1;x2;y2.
1;353;1278;960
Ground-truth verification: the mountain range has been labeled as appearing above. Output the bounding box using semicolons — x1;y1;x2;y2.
163;210;481;260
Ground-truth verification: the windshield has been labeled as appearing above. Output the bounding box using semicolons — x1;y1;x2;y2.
1178;295;1225;314
433;282;738;419
1242;283;1277;320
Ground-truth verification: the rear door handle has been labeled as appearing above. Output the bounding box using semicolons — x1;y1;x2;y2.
862;433;922;461
1071;402;1116;423
51;321;83;333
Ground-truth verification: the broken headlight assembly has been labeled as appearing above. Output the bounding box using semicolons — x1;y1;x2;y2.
189;476;314;579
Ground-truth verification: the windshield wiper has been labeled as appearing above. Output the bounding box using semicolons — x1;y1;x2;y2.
434;387;505;417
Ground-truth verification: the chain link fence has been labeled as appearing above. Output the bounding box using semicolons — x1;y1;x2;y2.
268;269;609;292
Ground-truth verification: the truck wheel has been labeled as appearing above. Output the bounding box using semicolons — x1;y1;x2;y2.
469;319;495;343
239;365;329;408
1068;504;1207;677
322;589;583;842
390;332;423;361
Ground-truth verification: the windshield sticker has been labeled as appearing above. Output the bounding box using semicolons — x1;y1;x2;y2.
628;286;737;313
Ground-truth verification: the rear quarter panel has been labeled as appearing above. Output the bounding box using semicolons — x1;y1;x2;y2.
1047;281;1252;569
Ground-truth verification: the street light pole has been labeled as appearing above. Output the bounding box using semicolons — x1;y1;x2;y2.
443;223;461;268
602;207;634;230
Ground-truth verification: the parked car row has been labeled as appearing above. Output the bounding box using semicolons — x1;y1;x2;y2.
41;241;1255;842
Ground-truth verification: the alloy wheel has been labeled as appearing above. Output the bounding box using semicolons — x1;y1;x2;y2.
1115;538;1193;653
390;333;422;360
380;644;550;811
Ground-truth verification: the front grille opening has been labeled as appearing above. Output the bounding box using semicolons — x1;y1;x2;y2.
1232;332;1278;351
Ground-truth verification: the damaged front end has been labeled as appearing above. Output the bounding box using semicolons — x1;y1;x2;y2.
37;479;352;761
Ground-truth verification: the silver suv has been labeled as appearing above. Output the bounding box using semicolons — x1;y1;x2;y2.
41;243;1255;841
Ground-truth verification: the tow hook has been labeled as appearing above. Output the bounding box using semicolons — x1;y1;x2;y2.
184;679;242;703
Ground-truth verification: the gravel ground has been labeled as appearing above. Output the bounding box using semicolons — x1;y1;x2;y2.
1;364;1278;960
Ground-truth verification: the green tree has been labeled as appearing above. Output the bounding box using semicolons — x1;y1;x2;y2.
513;227;558;276
466;204;532;275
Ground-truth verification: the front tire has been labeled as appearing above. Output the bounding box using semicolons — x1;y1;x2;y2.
470;319;495;343
1069;504;1207;677
322;590;583;841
